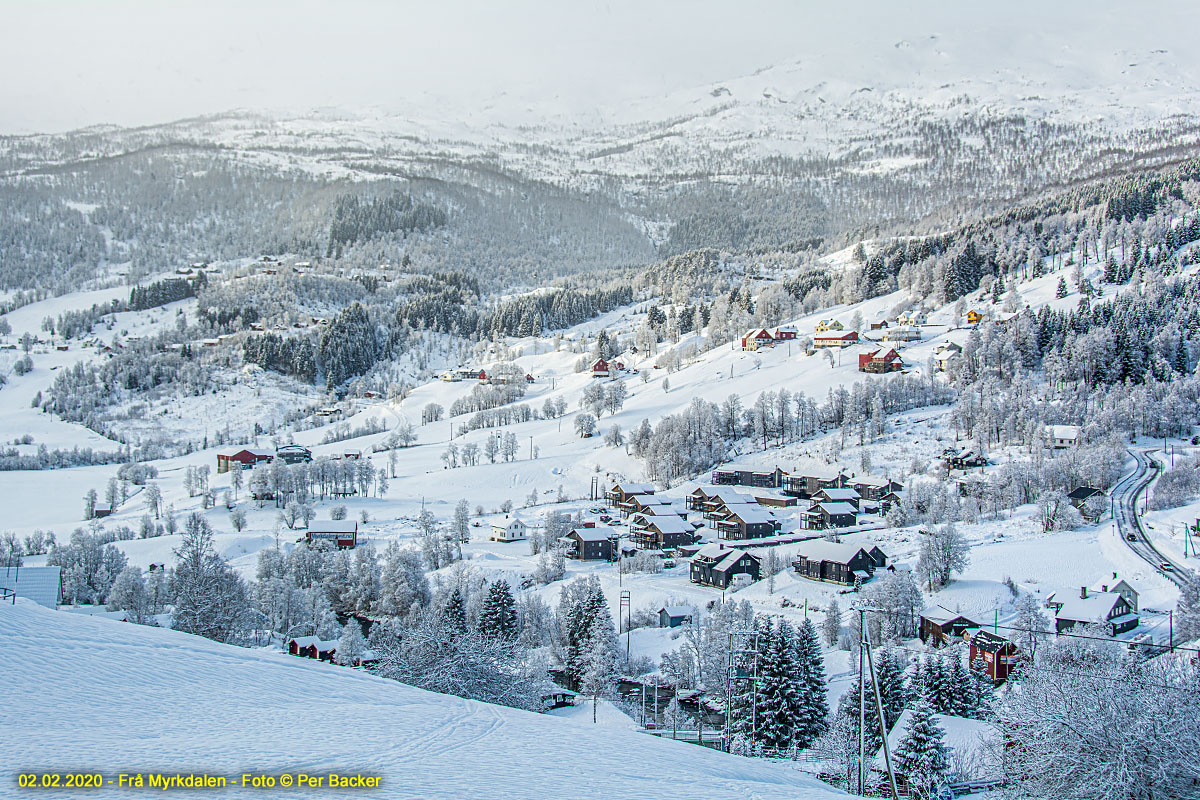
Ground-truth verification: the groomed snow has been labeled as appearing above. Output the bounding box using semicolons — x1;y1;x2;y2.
0;600;849;799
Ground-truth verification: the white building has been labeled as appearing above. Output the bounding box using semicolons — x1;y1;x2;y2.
490;517;528;542
1046;424;1080;448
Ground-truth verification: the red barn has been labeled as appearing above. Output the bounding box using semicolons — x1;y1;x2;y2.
968;630;1020;682
217;448;274;473
740;328;775;350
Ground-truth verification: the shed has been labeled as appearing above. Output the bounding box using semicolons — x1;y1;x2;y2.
658;606;694;628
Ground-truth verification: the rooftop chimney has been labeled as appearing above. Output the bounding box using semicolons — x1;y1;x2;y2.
1080;587;1088;600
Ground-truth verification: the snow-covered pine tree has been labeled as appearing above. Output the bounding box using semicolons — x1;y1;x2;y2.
874;647;909;729
793;617;829;747
478;579;518;640
335;620;367;666
949;653;976;717
892;699;950;798
439;589;468;636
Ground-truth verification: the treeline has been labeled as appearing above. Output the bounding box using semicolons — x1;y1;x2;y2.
129;273;207;311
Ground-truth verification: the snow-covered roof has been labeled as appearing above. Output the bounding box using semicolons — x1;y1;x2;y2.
721;507;776;524
612;482;655;494
876;710;999;782
709;491;755;505
813;502;858;516
1047;424;1080;439
0;566;61;608
308;520;358;534
1055;591;1126;623
289;636;320;648
817;488;861;501
639;516;695;534
850;475;892;488
692;544;756;572
660;606;694;617
920;604;975;625
572;526;617;542
794;540;872;564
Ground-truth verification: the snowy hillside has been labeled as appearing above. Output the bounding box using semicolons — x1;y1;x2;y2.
0;600;848;799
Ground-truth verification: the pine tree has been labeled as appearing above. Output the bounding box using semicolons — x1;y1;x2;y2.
793;617;829;747
1056;277;1069;298
439;589;468;636
478;580;518;640
892;700;950;798
949;654;976;717
874;647;909;728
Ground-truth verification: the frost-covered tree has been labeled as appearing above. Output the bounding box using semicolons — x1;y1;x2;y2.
892;699;950;799
916;523;970;591
106;565;148;623
823;598;842;648
335;620;368;666
170;519;251;644
478;580;518;641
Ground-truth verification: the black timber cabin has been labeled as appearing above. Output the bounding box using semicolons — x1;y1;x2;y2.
712;466;785;488
689;544;761;589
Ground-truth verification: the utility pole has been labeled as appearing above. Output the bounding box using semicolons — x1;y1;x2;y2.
620;590;631;660
856;604;899;800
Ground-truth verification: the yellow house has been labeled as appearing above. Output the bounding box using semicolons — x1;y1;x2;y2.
966;309;983;325
815;319;844;334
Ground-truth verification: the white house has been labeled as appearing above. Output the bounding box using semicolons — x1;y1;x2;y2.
490;516;528;542
1046;424;1080;449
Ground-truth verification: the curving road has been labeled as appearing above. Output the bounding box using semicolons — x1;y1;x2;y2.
1112;448;1196;590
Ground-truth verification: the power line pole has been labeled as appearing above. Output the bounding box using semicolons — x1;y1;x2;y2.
856;604;899;800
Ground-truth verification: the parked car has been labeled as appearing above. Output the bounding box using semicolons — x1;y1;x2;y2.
663;559;677;568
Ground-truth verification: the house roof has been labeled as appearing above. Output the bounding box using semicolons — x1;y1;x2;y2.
1047;424;1080;439
817;488;861;501
1055;591;1126;624
659;606;694;617
709;491;755;505
968;629;1015;653
571;526;618;542
851;476;895;489
921;604;978;626
640;516;695;535
814;502;858;516
1067;486;1103;501
0;565;61;608
721;507;776;525
876;711;999;782
794;540;872;564
611;482;655;494
289;636;321;648
1088;576;1136;597
225;448;274;458
308;520;358;534
692;543;756;572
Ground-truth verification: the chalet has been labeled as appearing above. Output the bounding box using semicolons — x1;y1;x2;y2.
689;544;761;589
605;482;655;508
1054;587;1138;635
896;310;927;327
740;328;775;350
275;444;313;465
782;468;845;498
703;498;758;524
773;325;798;341
686;485;720;511
306;520;358;549
858;347;904;373
814;319;844;334
715;506;780;540
658;606;694;628
879;326;921;343
91;502;112;519
813;330;859;349
813;487;862;509
1068;486;1104;520
943;447;988;469
967;630;1020;682
919;605;980;646
869;320;889;330
1046;424;1080;449
490;517;528;542
809;502;858;529
1089;573;1138;613
563;527;617;561
218;449;275;472
630;515;698;549
848;476;904;501
625;495;687;518
966;309;983;325
879;490;903;515
711;465;785;488
0;565;62;608
791;541;887;585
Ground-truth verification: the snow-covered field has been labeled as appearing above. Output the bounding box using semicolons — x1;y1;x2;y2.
0;599;849;799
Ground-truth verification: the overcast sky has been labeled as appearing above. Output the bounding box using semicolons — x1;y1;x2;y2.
1;1;1194;134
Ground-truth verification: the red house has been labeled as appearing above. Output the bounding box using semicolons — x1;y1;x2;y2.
773;325;798;340
477;369;489;382
217;448;274;473
858;347;903;373
591;358;624;377
287;636;336;660
968;630;1020;682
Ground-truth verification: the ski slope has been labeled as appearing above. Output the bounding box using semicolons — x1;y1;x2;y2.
0;600;849;799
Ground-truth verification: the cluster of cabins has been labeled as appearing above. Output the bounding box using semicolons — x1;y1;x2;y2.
708;465;902;531
440;367;535;384
216;444;319;473
738;326;799;350
287;635;376;667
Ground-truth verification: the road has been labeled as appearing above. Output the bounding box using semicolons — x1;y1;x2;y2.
1112;448;1196;591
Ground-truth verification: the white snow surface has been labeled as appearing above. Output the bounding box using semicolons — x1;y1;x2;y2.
0;600;848;799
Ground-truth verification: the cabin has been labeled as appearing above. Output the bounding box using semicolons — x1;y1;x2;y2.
629;515;697;549
1055;587;1138;635
1067;486;1104;520
715;506;780;540
590;357;625;378
711;465;785;488
858;347;903;373
920;605;980;646
563;527;617;561
701;496;757;523
740;328;775;350
0;565;62;608
689;544;761;589
966;309;983;325
541;689;577;710
1046;424;1080;449
773;325;798;341
813;330;859;349
848;476;904;501
814;319;844;334
896;310;927;327
624;495;687;518
813;487;862;509
791;541;887;585
288;637;339;661
943;447;988;469
933;342;962;372
605;482;655;508
967;630;1020;682
869;320;889;331
809;502;858;529
782;468;845;498
91;502;112;519
490;517;528;542
658;606;694;628
306;520;358;549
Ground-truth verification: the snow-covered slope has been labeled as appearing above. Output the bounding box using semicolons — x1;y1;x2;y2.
0;600;847;799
